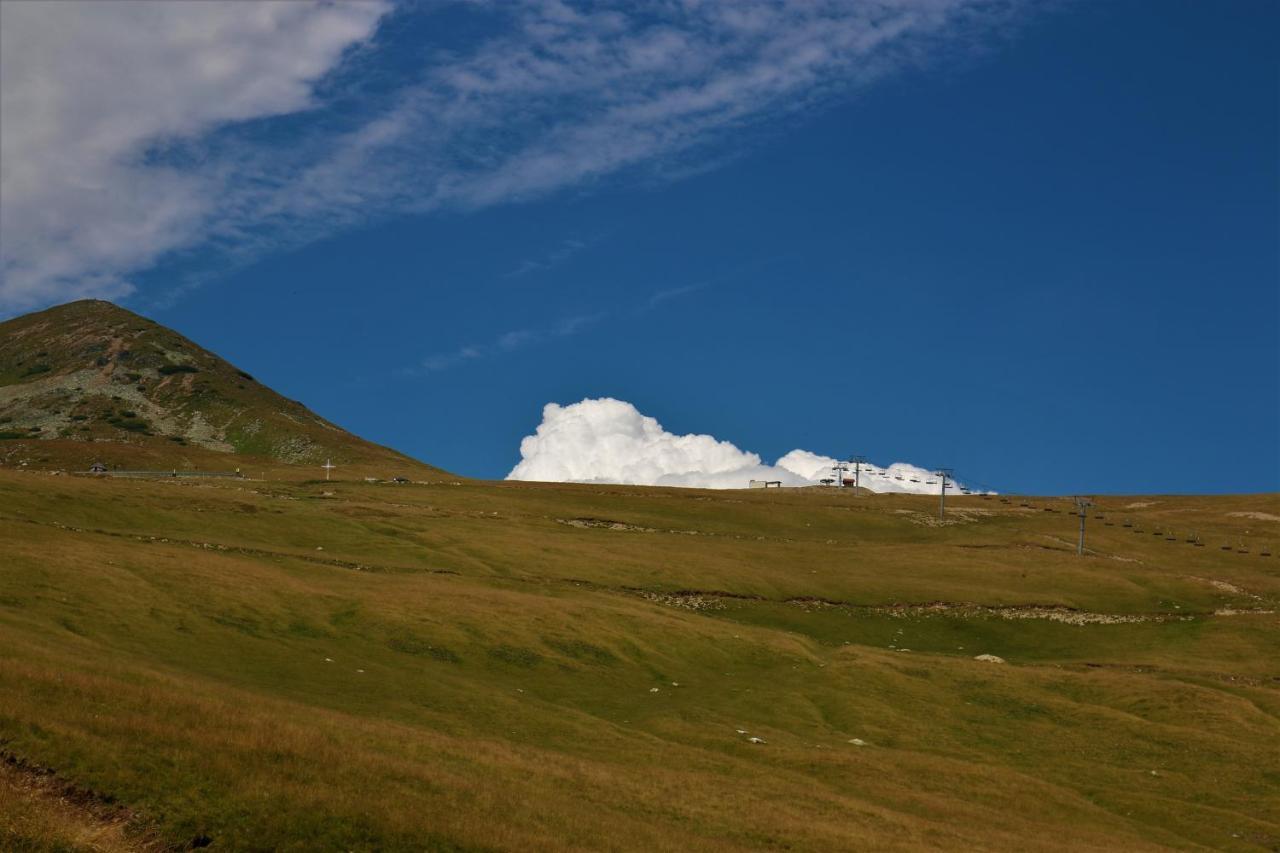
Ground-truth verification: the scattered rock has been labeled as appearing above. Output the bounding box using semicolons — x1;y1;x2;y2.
790;598;1180;625
649;687;660;693
747;737;766;744
558;517;656;532
849;738;868;747
634;590;728;611
974;654;1006;664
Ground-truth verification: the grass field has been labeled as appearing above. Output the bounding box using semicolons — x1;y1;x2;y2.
1;467;1277;850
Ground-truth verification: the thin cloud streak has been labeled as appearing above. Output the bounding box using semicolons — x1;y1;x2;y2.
412;279;708;375
416;310;608;374
646;282;708;309
502;237;592;279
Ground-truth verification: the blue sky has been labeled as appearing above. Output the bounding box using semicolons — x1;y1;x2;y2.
1;0;1276;494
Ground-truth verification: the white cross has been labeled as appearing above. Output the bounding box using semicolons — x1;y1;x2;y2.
322;459;335;481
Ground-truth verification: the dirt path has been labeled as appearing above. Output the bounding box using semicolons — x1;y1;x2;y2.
0;753;170;852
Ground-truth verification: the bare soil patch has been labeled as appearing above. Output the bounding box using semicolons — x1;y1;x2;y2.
0;751;172;851
1227;511;1280;522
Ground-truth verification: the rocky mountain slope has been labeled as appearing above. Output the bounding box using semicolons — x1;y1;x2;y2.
0;300;438;475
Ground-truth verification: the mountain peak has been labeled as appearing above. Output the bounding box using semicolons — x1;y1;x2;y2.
0;300;439;475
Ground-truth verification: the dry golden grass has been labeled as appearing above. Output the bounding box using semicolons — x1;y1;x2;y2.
1;467;1277;850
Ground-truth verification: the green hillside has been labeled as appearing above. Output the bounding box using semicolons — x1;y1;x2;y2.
0;300;439;478
2;467;1277;851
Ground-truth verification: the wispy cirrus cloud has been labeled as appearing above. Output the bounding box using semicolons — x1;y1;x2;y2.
646;282;709;309
414;278;710;374
503;237;592;279
417;311;608;374
0;0;1027;314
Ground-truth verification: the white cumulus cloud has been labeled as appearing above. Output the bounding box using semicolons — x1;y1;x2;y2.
507;398;966;493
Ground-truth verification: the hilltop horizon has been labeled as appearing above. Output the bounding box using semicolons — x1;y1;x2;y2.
4;297;1274;498
1;1;1274;495
0;297;1257;499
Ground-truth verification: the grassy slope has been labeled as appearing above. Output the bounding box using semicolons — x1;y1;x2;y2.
0;470;1277;851
0;300;443;478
